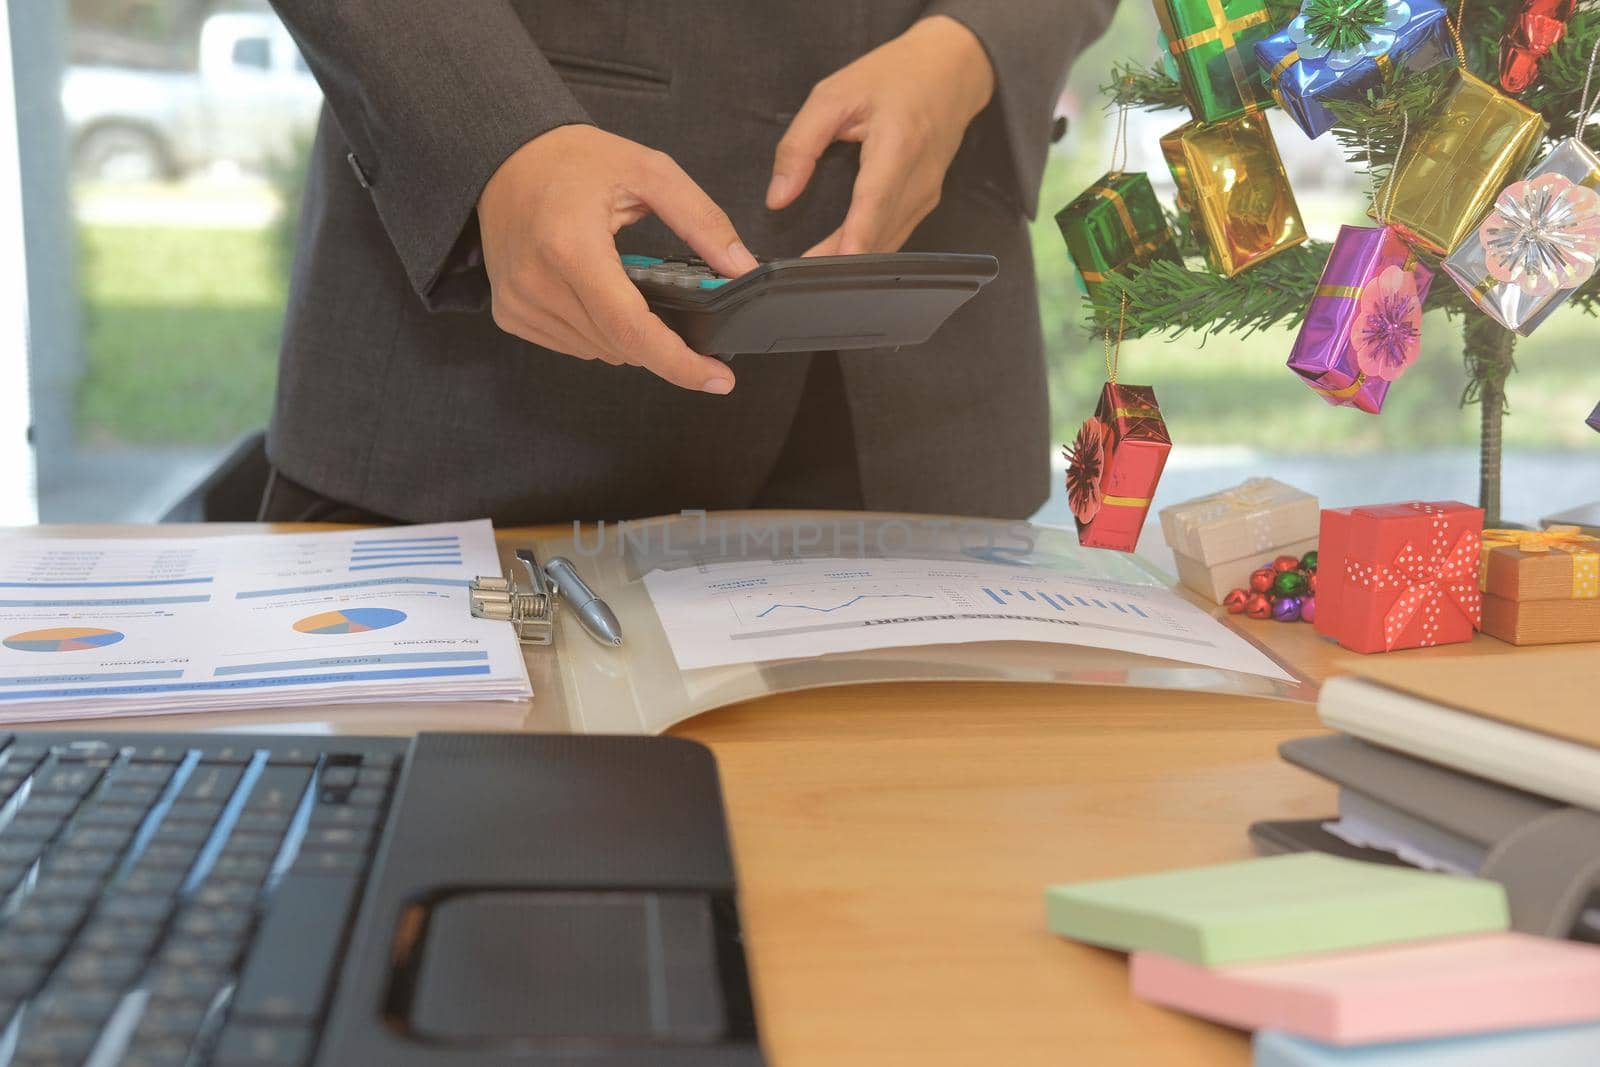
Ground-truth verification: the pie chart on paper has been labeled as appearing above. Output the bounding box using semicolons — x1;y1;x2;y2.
4;627;127;653
293;607;408;636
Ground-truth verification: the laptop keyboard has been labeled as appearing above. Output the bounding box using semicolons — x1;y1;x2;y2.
0;734;401;1067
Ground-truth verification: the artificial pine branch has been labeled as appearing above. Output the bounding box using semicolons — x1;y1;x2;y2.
1090;0;1600;337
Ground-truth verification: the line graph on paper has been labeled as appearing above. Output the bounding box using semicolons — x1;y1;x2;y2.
646;556;1295;679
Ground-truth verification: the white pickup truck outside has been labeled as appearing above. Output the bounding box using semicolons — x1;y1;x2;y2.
62;12;322;181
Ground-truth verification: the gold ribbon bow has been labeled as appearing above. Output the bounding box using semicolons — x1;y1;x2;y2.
1480;525;1600;598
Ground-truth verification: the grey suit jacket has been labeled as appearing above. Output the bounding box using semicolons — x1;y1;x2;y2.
266;1;1116;524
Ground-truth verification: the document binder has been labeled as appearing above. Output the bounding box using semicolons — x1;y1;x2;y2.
464;511;1314;736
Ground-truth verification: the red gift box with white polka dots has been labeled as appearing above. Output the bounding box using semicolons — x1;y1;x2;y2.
1314;501;1485;654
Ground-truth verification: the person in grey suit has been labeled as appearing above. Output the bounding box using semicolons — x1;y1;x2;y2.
260;2;1117;525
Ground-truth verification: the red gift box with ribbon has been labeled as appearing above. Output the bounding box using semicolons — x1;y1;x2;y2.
1315;501;1485;654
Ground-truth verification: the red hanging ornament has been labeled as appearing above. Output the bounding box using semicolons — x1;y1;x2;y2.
1063;416;1110;525
1499;0;1576;93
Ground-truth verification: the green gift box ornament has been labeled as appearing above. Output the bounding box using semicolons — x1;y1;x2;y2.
1055;172;1181;302
1155;0;1278;122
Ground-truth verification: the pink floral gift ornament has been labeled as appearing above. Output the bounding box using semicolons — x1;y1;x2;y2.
1444;137;1600;336
1287;225;1435;414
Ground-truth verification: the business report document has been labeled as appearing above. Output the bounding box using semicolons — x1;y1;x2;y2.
645;556;1293;680
0;520;530;722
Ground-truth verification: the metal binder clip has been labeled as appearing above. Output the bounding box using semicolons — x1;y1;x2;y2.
469;549;556;645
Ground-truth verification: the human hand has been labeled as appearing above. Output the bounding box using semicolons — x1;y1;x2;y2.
477;125;759;393
766;15;995;256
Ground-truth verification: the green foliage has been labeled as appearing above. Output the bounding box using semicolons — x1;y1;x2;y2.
1302;0;1391;52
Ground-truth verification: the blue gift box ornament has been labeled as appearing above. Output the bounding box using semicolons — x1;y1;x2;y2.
1255;0;1455;139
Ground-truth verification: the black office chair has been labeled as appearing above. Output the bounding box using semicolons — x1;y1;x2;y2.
160;430;270;522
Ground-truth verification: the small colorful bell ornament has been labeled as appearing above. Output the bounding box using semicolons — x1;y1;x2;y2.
1064;297;1172;553
1255;0;1455;139
1499;0;1576;94
1443;53;1600;335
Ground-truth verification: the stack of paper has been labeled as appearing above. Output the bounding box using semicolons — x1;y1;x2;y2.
0;520;530;722
1259;649;1600;940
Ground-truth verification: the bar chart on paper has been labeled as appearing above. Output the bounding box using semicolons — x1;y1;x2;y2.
645;557;1293;680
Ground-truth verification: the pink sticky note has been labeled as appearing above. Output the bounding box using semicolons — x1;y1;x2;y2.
1131;933;1600;1046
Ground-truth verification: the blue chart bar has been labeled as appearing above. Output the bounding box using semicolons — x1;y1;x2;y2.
980;587;1148;618
0;669;184;687
237;577;471;599
0;664;492;702
349;559;463;572
0;578;213;589
216;651;488;677
353;536;461;547
0;595;210;608
349;551;462;560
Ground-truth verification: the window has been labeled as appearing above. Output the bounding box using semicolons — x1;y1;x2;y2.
231;35;271;71
14;1;319;521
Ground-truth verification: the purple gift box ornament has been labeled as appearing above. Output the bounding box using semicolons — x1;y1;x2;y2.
1588;401;1600;434
1287;224;1434;414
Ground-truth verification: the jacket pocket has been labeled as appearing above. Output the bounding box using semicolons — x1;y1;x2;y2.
544;51;671;93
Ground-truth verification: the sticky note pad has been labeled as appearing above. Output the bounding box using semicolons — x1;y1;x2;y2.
1133;933;1600;1044
1254;1023;1600;1066
1044;854;1507;965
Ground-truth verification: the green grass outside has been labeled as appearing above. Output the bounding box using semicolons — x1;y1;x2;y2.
76;223;284;445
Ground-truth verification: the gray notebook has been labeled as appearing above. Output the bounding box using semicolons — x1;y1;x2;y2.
1277;735;1600;939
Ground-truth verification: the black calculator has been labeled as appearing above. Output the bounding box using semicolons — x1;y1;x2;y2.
622;252;999;357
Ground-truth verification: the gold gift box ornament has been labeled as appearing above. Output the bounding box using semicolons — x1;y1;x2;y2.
1372;69;1547;255
1161;111;1307;277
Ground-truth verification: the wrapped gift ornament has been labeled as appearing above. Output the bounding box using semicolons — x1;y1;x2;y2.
1155;0;1277;122
1315;501;1484;653
1500;0;1576;94
1161;113;1307;276
1371;69;1547;254
1067;383;1172;552
1287;224;1434;413
1480;525;1600;645
1589;401;1600;433
1055;172;1181;303
1442;137;1600;335
1256;0;1455;139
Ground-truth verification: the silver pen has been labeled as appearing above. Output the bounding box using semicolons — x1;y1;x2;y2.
543;556;623;647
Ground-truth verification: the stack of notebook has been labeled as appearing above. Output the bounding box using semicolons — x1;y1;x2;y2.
1254;645;1600;943
1046;853;1600;1064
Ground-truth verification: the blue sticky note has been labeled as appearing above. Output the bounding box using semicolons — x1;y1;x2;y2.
1254;1024;1600;1067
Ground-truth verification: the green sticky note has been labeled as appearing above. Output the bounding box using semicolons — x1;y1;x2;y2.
1045;854;1508;966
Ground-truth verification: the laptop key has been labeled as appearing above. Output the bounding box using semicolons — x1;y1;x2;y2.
122;1036;196;1067
0;965;45;998
232;874;358;1024
136;998;208;1038
213;1023;312;1066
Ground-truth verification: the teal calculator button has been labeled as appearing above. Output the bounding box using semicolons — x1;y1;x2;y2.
698;278;731;289
621;254;664;267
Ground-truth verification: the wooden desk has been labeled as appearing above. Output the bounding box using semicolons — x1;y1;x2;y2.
0;524;1523;1066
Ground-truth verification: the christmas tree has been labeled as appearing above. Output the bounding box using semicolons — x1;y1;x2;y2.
1082;0;1600;526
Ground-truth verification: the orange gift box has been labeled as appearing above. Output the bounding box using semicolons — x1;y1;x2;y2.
1479;525;1600;645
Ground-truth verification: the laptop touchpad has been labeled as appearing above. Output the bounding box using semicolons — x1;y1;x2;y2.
408;890;728;1043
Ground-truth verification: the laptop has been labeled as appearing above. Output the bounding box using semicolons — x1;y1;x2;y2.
0;730;763;1066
